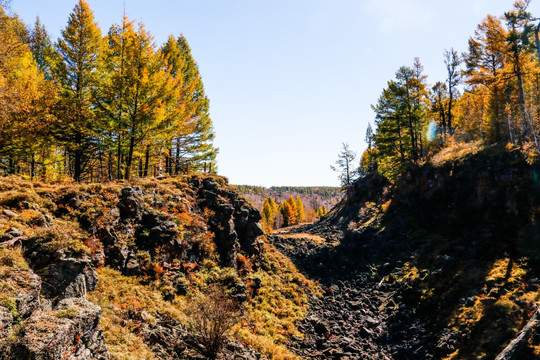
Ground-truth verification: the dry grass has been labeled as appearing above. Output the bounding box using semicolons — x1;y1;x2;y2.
237;242;320;359
0;246;28;269
431;140;485;166
277;233;328;245
33;220;90;255
443;257;537;359
88;267;187;360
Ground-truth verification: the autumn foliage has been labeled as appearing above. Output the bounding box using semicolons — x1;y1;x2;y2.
0;1;217;182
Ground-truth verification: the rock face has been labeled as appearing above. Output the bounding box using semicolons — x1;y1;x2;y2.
193;177;264;267
0;267;108;360
99;177;264;274
13;298;108;360
274;146;540;359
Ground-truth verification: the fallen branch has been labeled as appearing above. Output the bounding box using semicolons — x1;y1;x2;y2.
495;307;540;360
0;236;28;248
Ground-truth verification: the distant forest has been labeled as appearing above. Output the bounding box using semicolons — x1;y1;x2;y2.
233;185;340;229
234;185;340;199
0;0;217;182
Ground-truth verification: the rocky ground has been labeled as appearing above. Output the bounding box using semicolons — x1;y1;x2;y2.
269;227;431;360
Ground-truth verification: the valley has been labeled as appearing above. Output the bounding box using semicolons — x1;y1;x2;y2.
4;0;540;359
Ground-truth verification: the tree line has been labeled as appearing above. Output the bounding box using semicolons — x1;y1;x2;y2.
330;0;540;185
0;0;217;181
233;185;340;198
261;195;328;231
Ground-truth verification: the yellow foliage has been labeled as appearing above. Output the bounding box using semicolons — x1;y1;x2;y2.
431;141;485;166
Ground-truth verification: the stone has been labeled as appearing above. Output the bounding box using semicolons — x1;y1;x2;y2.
12;269;42;319
118;187;143;220
13;298;109;360
0;306;13;338
2;209;18;218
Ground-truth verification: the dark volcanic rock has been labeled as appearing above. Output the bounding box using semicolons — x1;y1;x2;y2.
118;187;144;220
25;246;97;302
192;177;265;267
10;269;42;319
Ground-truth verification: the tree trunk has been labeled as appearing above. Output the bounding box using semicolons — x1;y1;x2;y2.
30;153;35;181
175;138;181;175
8;156;13;175
117;134;122;180
125;136;135;180
534;23;540;67
495;308;540;360
143;146;150;177
74;131;82;182
448;86;454;136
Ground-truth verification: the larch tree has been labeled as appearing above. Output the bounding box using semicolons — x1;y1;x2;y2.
123;24;174;180
359;123;377;175
331;143;357;188
430;81;449;142
444;48;461;136
29;17;57;80
280;202;296;227
372;61;429;180
55;0;102;181
161;35;218;173
295;197;305;223
96;20;175;180
0;7;55;176
96;16;136;180
463;15;509;143
504;0;539;149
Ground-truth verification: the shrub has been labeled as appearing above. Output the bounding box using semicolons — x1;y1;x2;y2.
186;285;245;359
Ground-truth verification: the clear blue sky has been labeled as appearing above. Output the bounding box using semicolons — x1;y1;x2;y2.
9;0;540;186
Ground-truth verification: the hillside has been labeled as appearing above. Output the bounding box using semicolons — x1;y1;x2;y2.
233;185;340;218
269;143;540;359
0;175;318;359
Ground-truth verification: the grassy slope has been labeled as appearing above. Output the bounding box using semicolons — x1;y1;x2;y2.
0;175;319;359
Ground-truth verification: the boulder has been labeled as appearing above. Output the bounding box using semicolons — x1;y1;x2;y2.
37;254;96;301
13;298;109;360
0;306;13;338
118;187;143;220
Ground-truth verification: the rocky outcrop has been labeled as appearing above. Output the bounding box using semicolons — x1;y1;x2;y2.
0;266;108;360
193;177;264;267
274;146;540;359
24;241;97;302
0;175;266;359
13;298;108;360
118;187;144;221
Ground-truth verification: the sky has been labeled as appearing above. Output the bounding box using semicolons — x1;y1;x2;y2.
8;0;540;186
